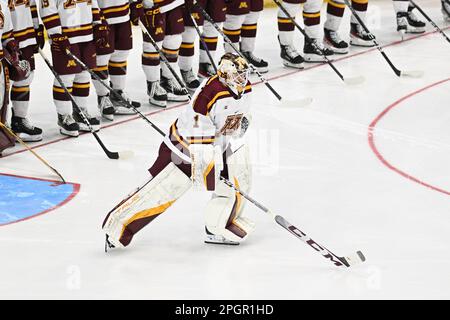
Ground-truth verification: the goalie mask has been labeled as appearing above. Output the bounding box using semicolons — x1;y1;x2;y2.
217;53;250;98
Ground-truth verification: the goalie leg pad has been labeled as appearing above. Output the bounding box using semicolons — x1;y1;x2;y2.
102;162;191;247
204;144;254;243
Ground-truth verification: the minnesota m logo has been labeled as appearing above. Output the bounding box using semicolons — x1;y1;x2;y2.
239;1;248;9
155;27;163;35
67;59;77;68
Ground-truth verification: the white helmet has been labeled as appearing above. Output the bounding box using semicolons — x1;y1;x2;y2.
217;53;250;97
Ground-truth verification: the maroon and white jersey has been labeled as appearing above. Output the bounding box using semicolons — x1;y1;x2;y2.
0;1;14;58
97;0;131;25
147;0;184;13
39;0;101;44
165;75;252;160
6;0;39;49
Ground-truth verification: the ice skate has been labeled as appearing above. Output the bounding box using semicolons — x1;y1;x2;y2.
110;89;140;115
57;113;79;137
160;75;190;102
181;68;201;91
198;62;216;78
204;228;240;246
303;39;334;63
241;51;269;73
350;23;375;47
97;95;115;121
324;28;349;54
278;36;304;69
147;80;168;107
11;113;42;142
72;107;101;132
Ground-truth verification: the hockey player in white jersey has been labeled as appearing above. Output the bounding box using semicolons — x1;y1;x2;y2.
6;0;44;142
102;53;255;249
40;0;106;137
141;0;190;107
92;0;143;121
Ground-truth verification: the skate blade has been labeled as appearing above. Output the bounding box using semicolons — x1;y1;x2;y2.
279;97;313;108
400;70;424;78
344;75;365;85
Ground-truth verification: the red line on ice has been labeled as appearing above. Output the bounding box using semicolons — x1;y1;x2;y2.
2;26;449;159
368;78;450;197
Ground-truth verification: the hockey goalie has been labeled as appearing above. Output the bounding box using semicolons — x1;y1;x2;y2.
102;53;255;250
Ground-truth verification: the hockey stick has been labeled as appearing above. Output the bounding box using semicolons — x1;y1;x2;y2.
342;0;423;78
66;48;167;137
220;178;366;267
272;0;364;85
39;49;132;160
409;0;450;44
186;5;218;73
192;0;313;107
0;121;66;183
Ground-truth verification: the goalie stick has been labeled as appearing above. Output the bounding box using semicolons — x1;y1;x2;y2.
409;0;450;44
342;0;423;78
220;178;366;268
39;50;133;160
0;122;66;183
272;0;365;85
192;0;313;107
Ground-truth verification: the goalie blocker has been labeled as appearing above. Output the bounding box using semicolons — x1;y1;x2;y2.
102;53;255;248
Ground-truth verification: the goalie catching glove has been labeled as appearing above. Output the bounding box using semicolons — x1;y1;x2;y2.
189;144;223;191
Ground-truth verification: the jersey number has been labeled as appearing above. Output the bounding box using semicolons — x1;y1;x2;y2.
8;0;31;11
63;0;92;9
41;0;91;9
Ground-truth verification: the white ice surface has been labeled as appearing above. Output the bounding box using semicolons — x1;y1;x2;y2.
0;0;449;299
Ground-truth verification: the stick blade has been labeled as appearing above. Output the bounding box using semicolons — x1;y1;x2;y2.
344;76;365;85
400;70;424;78
119;150;134;160
340;250;366;267
279;97;313;108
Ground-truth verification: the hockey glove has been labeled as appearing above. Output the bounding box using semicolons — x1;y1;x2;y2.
35;24;45;51
189;144;223;191
3;40;31;81
130;0;144;26
50;34;71;53
94;21;111;51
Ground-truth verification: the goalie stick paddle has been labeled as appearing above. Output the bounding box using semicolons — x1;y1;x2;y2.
219;178;366;268
39;50;132;160
274;215;366;267
409;0;450;44
342;0;423;78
